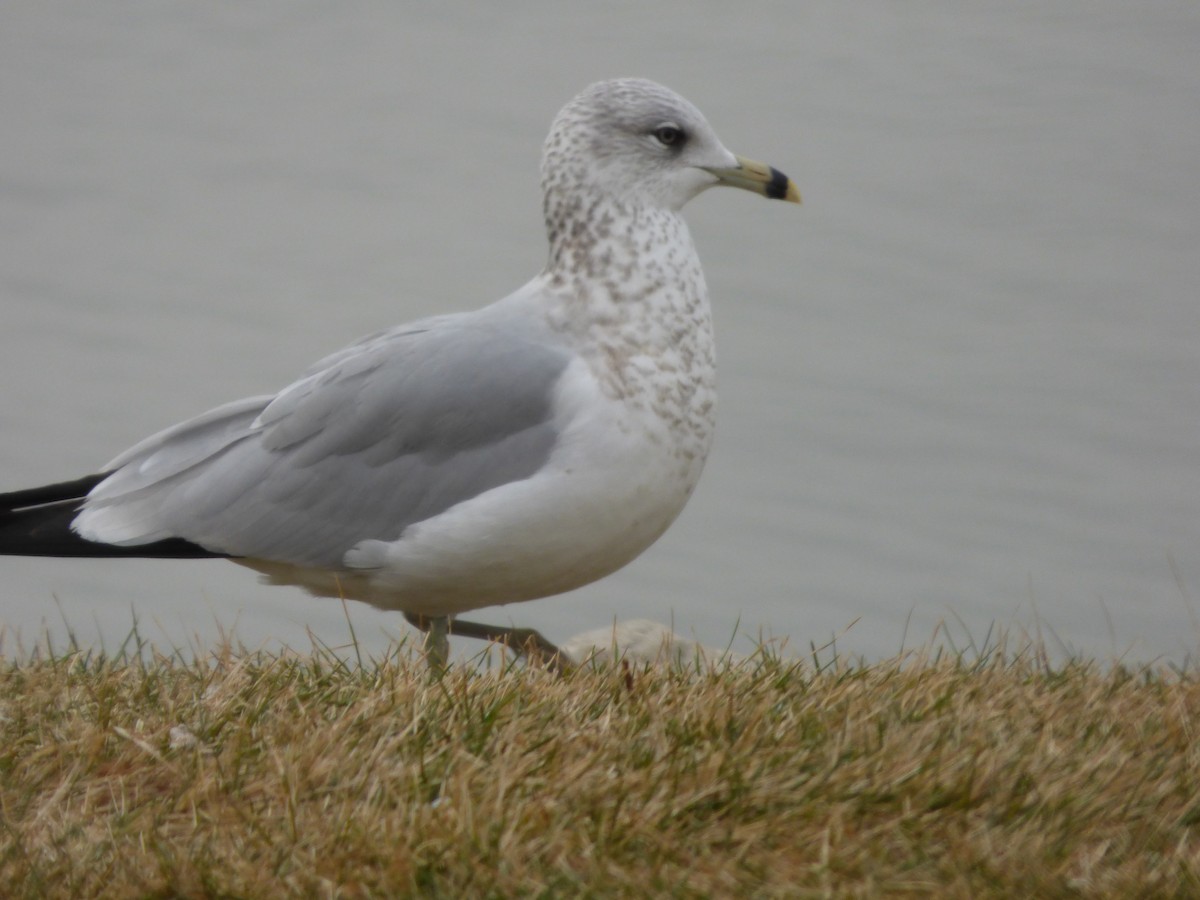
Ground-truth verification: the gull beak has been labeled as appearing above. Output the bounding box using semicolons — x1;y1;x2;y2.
704;155;801;203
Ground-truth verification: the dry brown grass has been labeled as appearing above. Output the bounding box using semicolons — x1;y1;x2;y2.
1;636;1198;898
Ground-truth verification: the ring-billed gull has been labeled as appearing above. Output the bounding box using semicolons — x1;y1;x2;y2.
0;78;799;669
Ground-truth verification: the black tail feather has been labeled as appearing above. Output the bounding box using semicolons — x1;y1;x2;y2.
0;474;227;559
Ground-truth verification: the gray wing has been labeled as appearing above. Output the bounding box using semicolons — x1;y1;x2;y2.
75;315;571;567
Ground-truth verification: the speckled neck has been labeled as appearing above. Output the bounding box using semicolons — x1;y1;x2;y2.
537;186;717;469
534;80;719;472
540;188;708;347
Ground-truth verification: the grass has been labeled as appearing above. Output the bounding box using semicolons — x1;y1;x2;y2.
1;632;1199;898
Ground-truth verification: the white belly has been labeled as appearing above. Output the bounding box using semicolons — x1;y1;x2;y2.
243;355;716;617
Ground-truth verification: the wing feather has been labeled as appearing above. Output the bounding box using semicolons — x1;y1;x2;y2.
74;316;571;568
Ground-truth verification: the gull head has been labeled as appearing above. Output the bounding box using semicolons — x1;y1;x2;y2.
541;78;800;214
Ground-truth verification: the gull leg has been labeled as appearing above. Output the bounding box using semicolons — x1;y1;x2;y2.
449;618;570;674
404;612;569;674
409;614;449;673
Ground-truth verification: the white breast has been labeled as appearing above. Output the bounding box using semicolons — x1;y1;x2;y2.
326;348;712;617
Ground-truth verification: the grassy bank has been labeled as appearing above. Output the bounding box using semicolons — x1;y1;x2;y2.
1;639;1198;898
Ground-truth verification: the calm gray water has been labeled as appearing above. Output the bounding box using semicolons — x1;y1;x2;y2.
2;3;1198;663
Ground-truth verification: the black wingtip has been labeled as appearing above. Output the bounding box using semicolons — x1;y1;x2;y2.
0;473;110;513
0;473;226;559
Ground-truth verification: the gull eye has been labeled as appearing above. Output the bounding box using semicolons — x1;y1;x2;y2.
653;124;685;147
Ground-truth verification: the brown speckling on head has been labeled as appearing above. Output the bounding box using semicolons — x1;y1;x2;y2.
533;79;739;495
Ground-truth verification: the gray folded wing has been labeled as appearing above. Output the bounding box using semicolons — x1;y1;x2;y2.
76;317;571;568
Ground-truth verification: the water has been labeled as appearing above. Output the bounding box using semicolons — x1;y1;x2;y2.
2;3;1198;663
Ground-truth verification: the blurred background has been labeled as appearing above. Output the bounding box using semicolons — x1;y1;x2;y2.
2;2;1198;663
